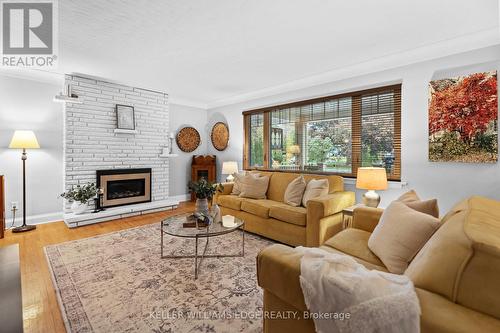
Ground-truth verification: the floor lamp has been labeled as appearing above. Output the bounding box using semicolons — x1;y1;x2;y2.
9;130;40;233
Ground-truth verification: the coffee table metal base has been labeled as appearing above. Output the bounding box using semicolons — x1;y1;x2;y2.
161;228;245;279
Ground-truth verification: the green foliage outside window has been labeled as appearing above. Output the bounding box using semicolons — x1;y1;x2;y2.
307;137;334;164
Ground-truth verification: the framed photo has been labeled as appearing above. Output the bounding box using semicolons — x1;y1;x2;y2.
116;104;135;130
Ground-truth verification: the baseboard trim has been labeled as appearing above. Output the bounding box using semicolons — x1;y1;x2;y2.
4;211;64;228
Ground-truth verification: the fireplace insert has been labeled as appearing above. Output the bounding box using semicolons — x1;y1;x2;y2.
96;168;152;209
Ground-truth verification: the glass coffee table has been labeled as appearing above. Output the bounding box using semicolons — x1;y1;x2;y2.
160;214;245;279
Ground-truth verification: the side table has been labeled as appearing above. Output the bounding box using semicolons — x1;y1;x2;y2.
341;204;365;229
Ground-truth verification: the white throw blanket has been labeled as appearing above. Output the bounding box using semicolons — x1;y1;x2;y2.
296;247;420;333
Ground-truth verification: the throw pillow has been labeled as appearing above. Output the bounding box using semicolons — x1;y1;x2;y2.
284;175;307;207
302;178;329;207
231;172;260;195
397;190;439;218
396;190;420;203
368;201;441;274
239;175;270;199
231;172;246;195
405;199;439;218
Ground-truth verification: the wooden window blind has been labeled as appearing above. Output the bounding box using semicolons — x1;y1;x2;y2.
243;84;401;180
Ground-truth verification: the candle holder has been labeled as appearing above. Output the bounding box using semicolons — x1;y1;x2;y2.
92;188;105;213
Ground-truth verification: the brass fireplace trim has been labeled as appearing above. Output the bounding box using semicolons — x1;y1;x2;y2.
100;172;151;208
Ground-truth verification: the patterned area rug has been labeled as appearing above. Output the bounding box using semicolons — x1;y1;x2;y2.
45;219;274;333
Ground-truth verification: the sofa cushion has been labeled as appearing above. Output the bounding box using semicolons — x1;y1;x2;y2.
397;189;439;217
302;178;329;207
304;174;343;194
324;228;386;268
368;201;440;274
267;172;305;202
266;172;344;202
231;172;250;195
241;199;277;218
397;189;420;203
319;243;388;272
217;195;245;211
284;175;306;207
269;204;307;226
239;175;270;199
406;199;439;218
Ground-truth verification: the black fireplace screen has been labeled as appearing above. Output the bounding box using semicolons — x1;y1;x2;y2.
107;179;146;200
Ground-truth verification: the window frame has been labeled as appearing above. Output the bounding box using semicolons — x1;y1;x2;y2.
242;84;402;181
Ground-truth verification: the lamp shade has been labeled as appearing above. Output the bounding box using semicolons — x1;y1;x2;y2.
9;130;40;149
287;145;300;154
356;167;388;190
221;161;238;175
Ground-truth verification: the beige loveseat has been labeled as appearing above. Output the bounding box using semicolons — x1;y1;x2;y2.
214;171;354;247
257;196;500;332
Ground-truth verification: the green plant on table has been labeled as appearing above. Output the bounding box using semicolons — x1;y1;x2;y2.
60;183;99;204
188;178;223;200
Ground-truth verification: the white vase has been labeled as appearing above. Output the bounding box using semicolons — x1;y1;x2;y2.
71;201;88;215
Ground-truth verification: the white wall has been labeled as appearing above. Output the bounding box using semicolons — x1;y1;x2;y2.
0;74;64;223
169;103;208;198
207;45;500;213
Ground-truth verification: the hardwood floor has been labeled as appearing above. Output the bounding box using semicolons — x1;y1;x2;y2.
0;201;195;333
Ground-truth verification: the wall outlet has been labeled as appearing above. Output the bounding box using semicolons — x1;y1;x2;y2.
10;201;18;211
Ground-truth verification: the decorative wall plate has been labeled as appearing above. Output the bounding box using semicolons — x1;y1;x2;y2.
176;127;201;152
211;122;229;151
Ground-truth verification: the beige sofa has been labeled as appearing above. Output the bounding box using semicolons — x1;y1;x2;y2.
214;171;355;247
257;196;500;332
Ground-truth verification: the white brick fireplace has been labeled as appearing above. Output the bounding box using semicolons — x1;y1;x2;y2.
63;75;178;227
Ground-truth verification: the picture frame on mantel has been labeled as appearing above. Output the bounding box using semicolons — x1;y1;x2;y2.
116;104;135;130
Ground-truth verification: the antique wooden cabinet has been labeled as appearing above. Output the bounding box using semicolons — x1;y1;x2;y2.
190;155;216;201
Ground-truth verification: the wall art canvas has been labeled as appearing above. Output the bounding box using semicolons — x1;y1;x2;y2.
429;70;498;163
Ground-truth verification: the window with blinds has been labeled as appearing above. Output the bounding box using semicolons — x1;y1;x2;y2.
243;84;401;180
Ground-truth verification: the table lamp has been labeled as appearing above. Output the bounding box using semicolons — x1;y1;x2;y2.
356;167;388;208
287;145;300;155
221;161;238;182
287;145;300;165
9;130;40;232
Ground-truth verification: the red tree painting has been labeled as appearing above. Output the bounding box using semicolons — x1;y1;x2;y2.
429;71;498;163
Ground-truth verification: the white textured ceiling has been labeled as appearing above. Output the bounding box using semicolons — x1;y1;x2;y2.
50;0;500;106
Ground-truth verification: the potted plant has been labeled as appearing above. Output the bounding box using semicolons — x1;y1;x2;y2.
188;178;222;216
60;183;99;215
